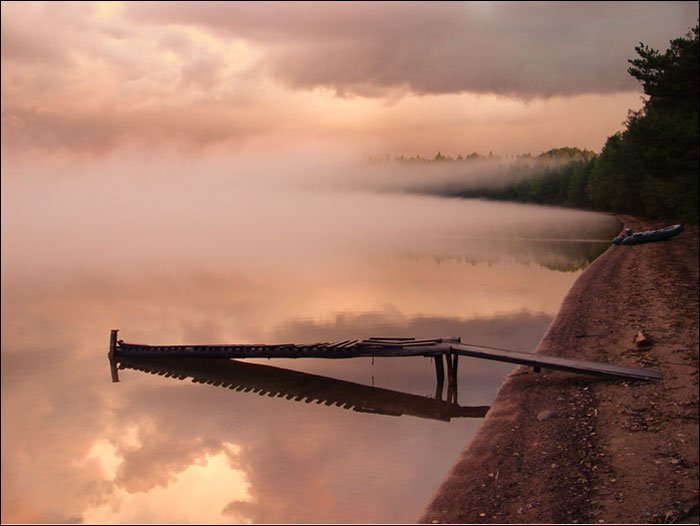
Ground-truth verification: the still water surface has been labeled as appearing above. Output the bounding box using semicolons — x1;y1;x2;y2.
2;175;619;523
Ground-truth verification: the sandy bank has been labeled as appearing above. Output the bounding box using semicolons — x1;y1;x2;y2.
420;217;699;524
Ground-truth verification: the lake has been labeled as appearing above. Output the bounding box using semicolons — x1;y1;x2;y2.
1;170;620;523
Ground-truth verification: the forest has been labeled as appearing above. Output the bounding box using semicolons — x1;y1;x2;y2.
379;25;699;223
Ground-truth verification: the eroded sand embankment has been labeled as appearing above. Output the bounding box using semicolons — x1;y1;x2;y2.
420;217;699;524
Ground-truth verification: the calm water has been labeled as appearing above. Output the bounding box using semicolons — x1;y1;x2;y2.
1;172;619;523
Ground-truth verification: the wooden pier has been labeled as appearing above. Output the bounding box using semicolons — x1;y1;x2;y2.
110;329;662;383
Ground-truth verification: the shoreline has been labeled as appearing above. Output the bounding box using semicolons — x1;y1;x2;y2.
420;216;699;523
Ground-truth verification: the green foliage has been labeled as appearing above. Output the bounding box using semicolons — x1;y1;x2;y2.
628;26;699;111
588;132;637;212
372;26;698;223
590;25;699;222
537;147;596;162
440;148;598;209
422;26;699;222
455;25;700;221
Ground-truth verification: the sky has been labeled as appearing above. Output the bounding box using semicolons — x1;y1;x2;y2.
1;1;698;162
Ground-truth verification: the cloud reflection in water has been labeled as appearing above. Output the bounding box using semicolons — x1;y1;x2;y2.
2;180;619;522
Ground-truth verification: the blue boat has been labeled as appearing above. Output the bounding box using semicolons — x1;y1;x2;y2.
611;224;684;245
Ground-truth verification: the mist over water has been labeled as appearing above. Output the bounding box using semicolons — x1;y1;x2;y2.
2;152;618;278
334;155;574;195
2;151;620;523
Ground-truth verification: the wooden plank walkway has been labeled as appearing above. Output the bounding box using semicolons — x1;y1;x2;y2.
112;333;458;358
110;330;662;381
450;343;662;381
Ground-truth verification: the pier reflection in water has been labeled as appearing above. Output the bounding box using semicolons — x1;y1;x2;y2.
111;356;489;422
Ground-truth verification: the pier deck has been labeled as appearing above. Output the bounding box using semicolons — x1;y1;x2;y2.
110;330;661;382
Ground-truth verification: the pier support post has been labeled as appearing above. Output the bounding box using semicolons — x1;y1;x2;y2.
445;353;460;404
447;353;459;404
433;355;445;400
434;355;445;384
445;352;454;384
109;329;119;383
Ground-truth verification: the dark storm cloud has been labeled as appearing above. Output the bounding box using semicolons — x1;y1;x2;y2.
126;1;698;98
1;2;696;157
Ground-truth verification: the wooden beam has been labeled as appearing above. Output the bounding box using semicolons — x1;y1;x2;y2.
450;343;661;381
115;341;452;359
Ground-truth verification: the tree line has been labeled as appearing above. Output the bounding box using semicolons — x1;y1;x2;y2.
588;24;698;223
375;25;699;223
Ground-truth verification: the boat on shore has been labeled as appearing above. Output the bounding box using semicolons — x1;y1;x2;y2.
611;224;684;245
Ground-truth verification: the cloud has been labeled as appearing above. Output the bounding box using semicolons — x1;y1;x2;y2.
1;2;273;157
2;183;617;522
125;1;698;98
1;2;694;157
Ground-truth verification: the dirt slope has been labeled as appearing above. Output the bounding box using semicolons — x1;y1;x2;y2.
420;217;699;524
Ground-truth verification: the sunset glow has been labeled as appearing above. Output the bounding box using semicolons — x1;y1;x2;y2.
2;2;696;162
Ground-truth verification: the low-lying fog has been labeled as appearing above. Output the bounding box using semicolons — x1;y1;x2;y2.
2;149;621;524
2;150;619;282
